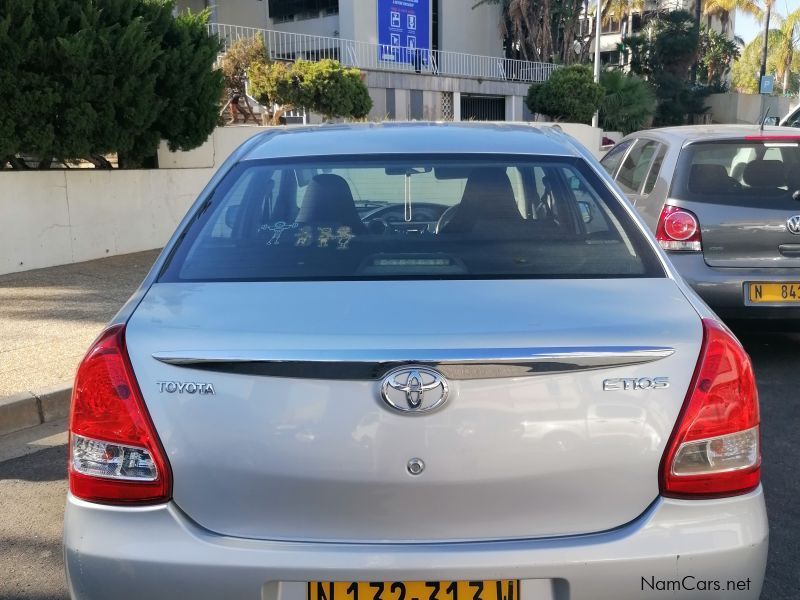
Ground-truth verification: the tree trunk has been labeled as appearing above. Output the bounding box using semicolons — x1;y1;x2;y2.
783;48;792;92
86;154;114;169
2;155;29;170
691;0;702;83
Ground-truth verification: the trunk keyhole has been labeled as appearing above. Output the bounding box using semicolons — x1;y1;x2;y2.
407;458;425;476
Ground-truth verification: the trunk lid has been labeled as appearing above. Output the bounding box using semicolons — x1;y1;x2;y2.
126;279;701;542
674;138;800;268
681;198;800;268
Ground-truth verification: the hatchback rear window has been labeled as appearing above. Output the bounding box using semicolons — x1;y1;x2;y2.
159;155;663;281
673;139;800;205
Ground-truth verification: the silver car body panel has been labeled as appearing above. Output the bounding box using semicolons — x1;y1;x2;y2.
64;488;768;600
125;278;701;542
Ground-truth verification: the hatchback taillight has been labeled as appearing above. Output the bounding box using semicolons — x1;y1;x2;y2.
660;319;760;498
69;325;171;504
656;204;702;252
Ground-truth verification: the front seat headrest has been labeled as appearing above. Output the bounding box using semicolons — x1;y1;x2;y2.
440;167;522;233
742;160;786;188
688;164;738;194
296;174;366;233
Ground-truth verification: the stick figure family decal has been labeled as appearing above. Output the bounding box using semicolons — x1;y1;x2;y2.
259;223;356;250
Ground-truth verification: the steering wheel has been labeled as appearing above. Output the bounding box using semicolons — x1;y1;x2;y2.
435;205;459;233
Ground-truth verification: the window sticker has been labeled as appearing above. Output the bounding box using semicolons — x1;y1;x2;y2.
260;221;298;246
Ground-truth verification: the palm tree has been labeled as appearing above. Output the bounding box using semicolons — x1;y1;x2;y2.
601;0;645;38
774;7;800;91
702;0;763;34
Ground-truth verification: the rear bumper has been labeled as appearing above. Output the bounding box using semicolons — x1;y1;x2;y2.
64;487;768;600
668;252;800;320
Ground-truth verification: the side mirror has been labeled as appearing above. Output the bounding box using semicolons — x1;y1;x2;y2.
763;116;780;126
577;200;593;224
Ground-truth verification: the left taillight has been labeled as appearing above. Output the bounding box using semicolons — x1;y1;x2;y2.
69;324;171;505
655;204;702;252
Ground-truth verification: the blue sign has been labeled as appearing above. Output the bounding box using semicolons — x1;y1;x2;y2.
377;0;430;67
760;75;775;95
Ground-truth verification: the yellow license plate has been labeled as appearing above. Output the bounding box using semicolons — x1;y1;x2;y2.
308;581;520;600
748;282;800;303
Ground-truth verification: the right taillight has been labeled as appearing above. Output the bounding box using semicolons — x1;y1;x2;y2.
660;319;761;499
656;204;702;252
69;324;172;505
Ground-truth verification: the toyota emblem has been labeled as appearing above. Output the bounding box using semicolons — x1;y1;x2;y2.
380;366;449;413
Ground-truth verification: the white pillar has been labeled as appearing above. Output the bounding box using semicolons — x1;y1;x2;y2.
453;91;462;122
592;1;603;129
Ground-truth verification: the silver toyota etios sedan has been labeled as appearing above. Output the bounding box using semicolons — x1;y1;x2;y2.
64;123;767;600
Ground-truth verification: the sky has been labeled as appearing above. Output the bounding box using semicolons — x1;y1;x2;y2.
735;0;800;45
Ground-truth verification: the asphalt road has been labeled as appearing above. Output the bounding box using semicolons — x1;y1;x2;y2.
0;330;797;600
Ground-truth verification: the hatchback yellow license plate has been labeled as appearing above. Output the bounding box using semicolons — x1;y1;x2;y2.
748;282;800;303
308;581;520;600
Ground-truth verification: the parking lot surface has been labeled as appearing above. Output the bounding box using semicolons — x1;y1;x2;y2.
0;328;796;599
0;250;159;400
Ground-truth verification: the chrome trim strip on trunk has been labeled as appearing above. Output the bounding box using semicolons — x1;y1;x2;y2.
152;347;675;380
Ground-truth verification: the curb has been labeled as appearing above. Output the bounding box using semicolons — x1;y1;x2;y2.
0;384;71;437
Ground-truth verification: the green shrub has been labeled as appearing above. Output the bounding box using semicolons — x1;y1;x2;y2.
249;59;372;120
526;65;604;124
0;0;223;169
599;70;656;135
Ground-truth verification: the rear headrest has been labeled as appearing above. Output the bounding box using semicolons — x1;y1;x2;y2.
296;174;365;233
742;160;785;188
688;164;735;194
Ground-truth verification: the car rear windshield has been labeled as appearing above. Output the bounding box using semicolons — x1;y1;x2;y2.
673;138;800;206
159;155;663;282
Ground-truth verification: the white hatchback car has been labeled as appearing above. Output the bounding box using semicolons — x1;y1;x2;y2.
64;123;767;600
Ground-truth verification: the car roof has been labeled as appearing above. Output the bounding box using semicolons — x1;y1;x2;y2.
627;124;800;145
242;121;581;161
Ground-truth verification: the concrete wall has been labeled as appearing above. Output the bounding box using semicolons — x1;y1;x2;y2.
339;0;378;44
439;0;503;56
705;92;793;124
216;0;269;29
272;14;339;37
0;127;265;276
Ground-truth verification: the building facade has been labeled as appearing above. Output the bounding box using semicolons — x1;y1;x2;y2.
178;0;545;122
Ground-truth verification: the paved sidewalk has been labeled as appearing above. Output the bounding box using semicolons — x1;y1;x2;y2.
0;250;160;401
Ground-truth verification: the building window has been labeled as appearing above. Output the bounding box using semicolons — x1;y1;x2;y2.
269;0;339;20
601;16;621;34
601;50;620;66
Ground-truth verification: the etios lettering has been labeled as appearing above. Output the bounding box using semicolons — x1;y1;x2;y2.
603;377;670;391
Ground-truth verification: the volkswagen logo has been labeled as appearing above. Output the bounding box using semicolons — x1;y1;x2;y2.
788;215;800;235
380;366;449;413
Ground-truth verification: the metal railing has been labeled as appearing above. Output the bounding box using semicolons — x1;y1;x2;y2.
209;23;558;84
